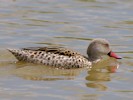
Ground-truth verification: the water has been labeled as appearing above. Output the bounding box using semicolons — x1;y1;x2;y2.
0;0;133;100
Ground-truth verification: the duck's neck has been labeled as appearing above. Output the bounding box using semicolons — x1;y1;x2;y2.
87;52;102;62
87;50;102;62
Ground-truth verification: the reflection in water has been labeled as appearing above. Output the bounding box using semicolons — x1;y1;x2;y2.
85;58;120;90
12;63;84;81
91;57;120;72
86;70;110;81
11;57;120;88
85;71;110;91
86;82;108;91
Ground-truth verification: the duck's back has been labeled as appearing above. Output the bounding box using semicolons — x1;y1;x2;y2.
8;47;92;69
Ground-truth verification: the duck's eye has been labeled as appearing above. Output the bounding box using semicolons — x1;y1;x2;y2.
104;44;109;47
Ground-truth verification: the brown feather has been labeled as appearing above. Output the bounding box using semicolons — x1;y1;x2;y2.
22;46;81;57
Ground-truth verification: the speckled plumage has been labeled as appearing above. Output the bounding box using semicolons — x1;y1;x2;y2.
8;47;92;69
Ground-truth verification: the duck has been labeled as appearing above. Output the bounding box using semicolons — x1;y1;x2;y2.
7;38;122;69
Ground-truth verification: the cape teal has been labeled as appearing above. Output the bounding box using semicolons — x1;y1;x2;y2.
8;38;122;69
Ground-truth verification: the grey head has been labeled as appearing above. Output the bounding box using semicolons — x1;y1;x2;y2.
87;38;122;61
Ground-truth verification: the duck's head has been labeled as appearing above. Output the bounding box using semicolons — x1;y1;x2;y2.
87;38;122;61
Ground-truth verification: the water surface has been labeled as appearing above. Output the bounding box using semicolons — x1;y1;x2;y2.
0;0;133;100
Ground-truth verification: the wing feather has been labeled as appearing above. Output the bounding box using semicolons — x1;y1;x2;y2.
22;46;81;56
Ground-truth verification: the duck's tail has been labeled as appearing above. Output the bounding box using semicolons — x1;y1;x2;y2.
7;48;20;55
7;48;24;61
